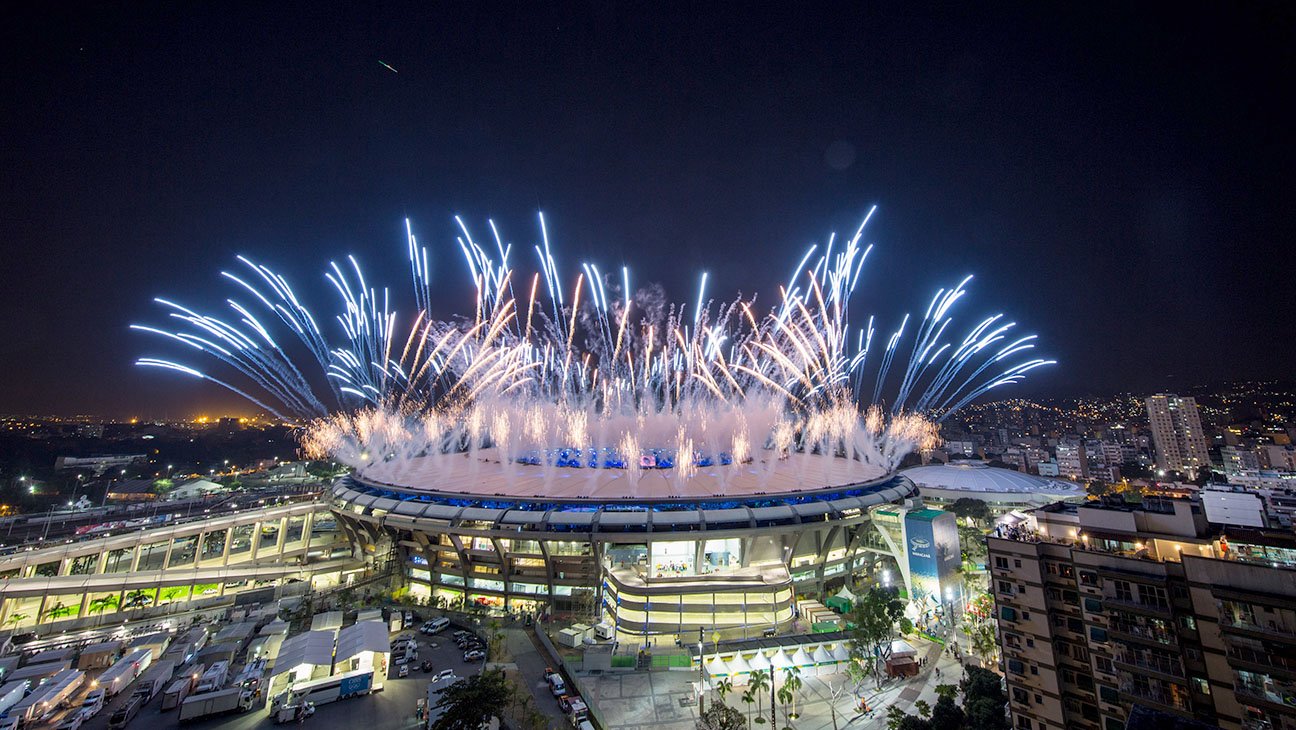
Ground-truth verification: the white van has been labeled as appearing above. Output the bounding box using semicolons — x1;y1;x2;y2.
426;617;450;634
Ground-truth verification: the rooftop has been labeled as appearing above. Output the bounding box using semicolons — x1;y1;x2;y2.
902;461;1086;499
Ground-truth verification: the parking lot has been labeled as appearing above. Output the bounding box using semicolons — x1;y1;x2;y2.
32;622;485;730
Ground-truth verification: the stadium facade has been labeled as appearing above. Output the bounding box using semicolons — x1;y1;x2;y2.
330;450;950;635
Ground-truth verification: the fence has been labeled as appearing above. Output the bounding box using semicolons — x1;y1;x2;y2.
534;624;608;730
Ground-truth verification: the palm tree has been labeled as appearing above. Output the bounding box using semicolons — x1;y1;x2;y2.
781;666;803;721
747;670;770;725
715;677;735;708
88;594;120;615
741;686;757;728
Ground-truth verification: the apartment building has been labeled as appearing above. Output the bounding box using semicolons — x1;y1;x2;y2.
988;495;1296;730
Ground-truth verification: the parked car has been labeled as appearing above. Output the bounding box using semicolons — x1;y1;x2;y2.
546;672;566;697
557;695;586;715
420;660;435;672
398;664;409;678
462;649;485;662
431;670;458;684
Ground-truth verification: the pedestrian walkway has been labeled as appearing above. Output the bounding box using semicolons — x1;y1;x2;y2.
582;633;978;729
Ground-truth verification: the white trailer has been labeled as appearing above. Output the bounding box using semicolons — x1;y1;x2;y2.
195;660;229;693
132;659;175;702
160;676;194;711
0;680;30;717
11;669;84;723
177;687;253;722
96;649;152;698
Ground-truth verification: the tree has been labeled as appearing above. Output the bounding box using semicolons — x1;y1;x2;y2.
780;666;802;722
714;677;734;707
431;669;512;730
886;683;966;730
949;498;992;526
1086;480;1110;498
827;681;849;730
746;669;769;725
929;692;965;730
965;619;998;667
961;666;1009;730
487;619;505;661
697;702;746;730
913;700;930;718
886;705;931;730
847;586;905;689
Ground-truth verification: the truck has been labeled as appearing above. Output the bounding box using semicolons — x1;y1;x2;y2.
97;649;152;698
160;676;194;711
194;660;229;693
269;669;374;723
232;658;266;695
131;659;175;703
10;669;85;724
177;687;254;722
107;695;143;729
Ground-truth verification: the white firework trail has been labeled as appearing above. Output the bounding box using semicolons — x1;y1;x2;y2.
135;207;1052;485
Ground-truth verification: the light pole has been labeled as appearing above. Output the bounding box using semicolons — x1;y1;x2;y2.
696;626;707;712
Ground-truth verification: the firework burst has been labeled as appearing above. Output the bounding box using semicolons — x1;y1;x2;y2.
135;208;1052;489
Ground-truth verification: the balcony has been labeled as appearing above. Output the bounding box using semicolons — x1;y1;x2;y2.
1119;680;1190;713
1115;651;1184;679
1229;644;1296;677
1220;613;1296;643
1103;595;1172;617
1235;681;1296;712
1109;621;1177;646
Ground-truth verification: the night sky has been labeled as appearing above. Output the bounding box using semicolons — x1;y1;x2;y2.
2;4;1292;418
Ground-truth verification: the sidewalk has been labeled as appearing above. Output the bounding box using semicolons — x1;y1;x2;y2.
581;633;975;729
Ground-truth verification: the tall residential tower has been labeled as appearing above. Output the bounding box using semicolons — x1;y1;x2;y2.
1146;394;1210;475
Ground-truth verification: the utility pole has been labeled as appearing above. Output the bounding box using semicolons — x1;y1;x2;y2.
770;666;777;729
696;626;705;713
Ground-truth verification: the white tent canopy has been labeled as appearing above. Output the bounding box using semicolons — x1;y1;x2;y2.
831;644;852;663
747;651;771;673
790;647;814;667
811;645;834;665
727;653;752;675
705;655;729;677
336;620;390;663
771;649;793;670
835;585;857;602
270;630;334;680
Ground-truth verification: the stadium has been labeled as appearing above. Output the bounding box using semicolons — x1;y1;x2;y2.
135;212;1050;637
330;450;938;636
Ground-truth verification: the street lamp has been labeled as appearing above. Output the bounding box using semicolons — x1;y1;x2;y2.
697;626;706;712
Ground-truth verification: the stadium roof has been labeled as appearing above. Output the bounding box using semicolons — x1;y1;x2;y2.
357;448;890;501
903;461;1086;499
